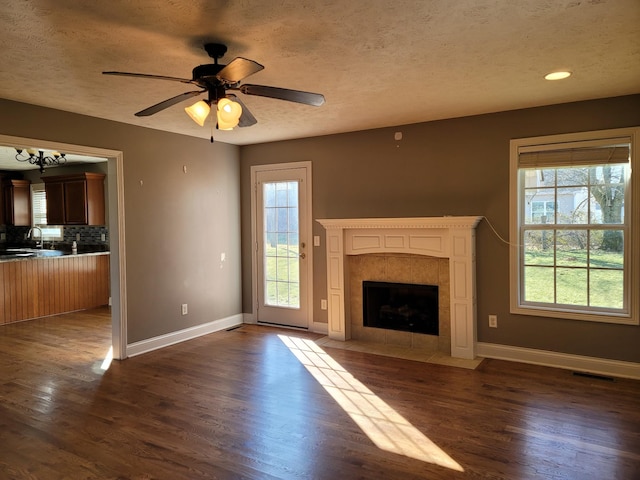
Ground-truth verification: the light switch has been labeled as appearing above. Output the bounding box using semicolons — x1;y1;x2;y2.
313;235;320;247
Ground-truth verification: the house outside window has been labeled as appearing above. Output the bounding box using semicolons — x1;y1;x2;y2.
510;127;639;325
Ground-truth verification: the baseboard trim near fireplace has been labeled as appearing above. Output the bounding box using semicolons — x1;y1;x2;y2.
477;342;640;380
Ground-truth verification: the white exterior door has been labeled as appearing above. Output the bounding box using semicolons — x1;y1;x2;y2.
253;163;312;328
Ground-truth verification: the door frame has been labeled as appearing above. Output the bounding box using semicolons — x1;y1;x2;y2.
250;161;313;328
0;134;128;359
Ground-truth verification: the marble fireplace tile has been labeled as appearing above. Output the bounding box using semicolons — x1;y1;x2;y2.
411;256;440;285
384;255;413;283
438;336;452;354
346;252;453;357
411;333;439;352
384;329;412;348
439;303;451;338
438;259;450;287
358;326;387;344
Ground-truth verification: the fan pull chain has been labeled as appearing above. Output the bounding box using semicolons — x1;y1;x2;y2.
210;111;215;143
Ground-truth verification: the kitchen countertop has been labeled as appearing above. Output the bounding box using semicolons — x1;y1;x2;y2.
0;248;110;262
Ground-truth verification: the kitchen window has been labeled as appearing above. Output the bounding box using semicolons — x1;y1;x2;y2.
509;127;639;325
31;184;63;241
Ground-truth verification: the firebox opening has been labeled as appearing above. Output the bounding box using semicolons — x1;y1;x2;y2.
363;281;439;335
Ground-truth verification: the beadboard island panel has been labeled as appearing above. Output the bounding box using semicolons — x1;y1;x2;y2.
0;253;109;324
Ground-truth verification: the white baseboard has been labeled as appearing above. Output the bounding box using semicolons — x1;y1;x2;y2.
126;314;244;357
477;342;640;380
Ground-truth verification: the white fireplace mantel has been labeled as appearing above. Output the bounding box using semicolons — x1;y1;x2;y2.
317;216;482;359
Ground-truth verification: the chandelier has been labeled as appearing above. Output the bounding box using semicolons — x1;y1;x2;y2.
15;148;67;173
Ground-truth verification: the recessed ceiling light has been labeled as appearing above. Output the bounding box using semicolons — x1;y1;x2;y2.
545;71;572;81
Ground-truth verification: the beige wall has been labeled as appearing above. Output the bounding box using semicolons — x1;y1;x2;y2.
240;94;640;363
0;98;242;344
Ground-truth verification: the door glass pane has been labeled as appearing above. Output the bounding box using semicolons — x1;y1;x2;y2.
263;181;300;308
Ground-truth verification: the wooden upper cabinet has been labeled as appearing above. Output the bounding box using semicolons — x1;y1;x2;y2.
44;181;65;225
2;179;31;226
43;173;106;225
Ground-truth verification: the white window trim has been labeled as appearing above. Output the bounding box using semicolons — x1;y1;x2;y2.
509;127;639;325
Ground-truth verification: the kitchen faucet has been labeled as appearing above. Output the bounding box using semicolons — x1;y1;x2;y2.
27;226;43;248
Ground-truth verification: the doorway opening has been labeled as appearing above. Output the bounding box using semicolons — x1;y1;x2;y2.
0;134;127;359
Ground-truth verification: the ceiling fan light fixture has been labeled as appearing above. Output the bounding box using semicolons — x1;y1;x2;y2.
185;100;211;126
216;98;242;130
544;71;571;81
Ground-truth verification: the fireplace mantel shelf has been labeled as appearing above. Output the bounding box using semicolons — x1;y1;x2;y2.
317;216;482;230
317;216;482;360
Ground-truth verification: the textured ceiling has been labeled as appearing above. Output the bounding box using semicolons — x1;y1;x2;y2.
0;0;639;147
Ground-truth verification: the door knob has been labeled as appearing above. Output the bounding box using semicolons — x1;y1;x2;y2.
300;252;306;259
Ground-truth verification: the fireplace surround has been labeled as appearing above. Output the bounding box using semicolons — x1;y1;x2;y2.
317;216;482;359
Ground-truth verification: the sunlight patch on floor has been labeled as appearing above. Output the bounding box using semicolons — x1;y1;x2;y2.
100;346;113;371
278;334;464;472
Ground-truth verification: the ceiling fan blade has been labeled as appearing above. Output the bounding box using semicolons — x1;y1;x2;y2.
227;94;257;127
216;58;264;83
135;90;205;117
103;71;194;84
239;84;325;106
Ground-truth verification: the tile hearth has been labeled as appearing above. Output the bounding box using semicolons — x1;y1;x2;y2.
315;336;483;370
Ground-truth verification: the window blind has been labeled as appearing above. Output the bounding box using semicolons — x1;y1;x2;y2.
518;144;630;168
31;184;47;225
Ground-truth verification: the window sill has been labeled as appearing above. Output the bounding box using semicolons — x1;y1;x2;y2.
510;304;638;325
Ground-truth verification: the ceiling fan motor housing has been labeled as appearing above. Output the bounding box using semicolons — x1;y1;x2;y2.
192;64;226;84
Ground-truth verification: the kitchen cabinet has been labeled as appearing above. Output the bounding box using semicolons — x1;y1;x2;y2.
43;173;106;225
2;179;31;226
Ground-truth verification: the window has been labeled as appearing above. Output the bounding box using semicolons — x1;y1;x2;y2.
30;184;63;241
31;184;48;225
510;128;639;325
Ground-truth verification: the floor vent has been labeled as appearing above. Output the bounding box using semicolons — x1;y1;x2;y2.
572;371;614;381
226;325;243;332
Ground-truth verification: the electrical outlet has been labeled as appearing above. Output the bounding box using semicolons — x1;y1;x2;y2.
321;299;327;310
181;303;188;315
101;233;106;242
489;315;498;328
76;233;81;242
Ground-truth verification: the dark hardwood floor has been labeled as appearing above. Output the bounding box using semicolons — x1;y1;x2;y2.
1;309;639;479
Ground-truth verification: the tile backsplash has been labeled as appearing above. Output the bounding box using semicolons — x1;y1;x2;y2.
0;225;109;249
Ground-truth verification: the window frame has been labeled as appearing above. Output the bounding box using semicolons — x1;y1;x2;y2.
510;127;639;325
30;183;63;241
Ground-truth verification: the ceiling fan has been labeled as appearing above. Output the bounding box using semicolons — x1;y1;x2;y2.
103;43;325;130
